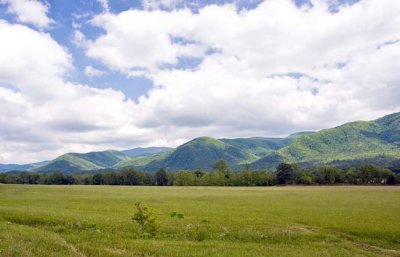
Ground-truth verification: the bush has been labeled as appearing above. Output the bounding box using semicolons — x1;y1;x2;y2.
184;219;211;241
132;202;158;237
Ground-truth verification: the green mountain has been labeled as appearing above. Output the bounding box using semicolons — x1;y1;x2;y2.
0;161;49;172
220;137;291;161
3;112;400;173
32;147;176;173
251;112;400;169
286;131;316;139
36;151;122;173
113;150;173;169
138;137;248;171
122;147;172;157
128;136;293;171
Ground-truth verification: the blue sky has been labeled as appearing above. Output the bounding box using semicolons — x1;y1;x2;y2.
0;0;399;163
0;0;360;101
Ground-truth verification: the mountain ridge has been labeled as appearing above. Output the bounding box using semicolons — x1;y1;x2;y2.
251;113;400;169
2;112;400;173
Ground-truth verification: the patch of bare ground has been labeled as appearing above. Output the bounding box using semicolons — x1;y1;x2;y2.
352;242;400;257
104;247;127;255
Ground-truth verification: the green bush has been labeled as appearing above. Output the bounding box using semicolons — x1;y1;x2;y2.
132;202;158;237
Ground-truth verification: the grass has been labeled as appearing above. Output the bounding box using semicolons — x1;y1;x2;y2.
0;185;399;256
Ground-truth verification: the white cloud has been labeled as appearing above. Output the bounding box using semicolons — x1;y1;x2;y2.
141;0;187;10
97;0;110;13
71;30;87;48
0;0;53;29
86;9;207;75
84;66;106;77
85;0;400;136
0;20;71;98
0;20;147;163
2;0;400;163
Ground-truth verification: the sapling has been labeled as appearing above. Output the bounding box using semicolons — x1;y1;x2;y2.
170;211;184;237
132;202;158;237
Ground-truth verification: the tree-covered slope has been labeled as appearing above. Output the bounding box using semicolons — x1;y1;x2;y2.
36;154;103;173
251;112;400;169
5;112;400;173
137;137;247;171
113;150;173;169
122;147;173;157
374;112;400;145
0;161;49;173
219;137;291;161
133;136;294;171
36;150;130;173
76;150;130;167
34;147;175;173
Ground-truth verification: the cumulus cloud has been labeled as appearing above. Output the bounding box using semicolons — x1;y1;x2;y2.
141;0;187;10
85;9;207;75
1;0;400;163
0;0;53;29
86;0;400;134
84;66;106;77
0;20;71;99
97;0;110;13
0;20;147;163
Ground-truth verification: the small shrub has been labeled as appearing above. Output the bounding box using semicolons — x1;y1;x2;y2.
184;219;211;241
169;211;185;237
194;227;208;241
184;224;193;239
132;202;158;237
170;211;184;219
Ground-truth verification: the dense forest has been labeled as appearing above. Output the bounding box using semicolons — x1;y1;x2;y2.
1;161;399;186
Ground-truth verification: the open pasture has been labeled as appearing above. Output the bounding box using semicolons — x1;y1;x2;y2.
0;185;399;257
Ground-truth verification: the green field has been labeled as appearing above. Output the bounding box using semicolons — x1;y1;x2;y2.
0;185;399;257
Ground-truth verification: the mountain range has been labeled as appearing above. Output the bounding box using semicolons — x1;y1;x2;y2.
1;112;400;173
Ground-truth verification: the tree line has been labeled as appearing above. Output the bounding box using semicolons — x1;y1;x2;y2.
0;160;399;186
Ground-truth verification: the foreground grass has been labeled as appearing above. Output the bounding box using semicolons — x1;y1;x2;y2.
0;185;399;256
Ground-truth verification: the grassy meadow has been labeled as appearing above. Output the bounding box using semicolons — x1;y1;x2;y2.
0;184;399;257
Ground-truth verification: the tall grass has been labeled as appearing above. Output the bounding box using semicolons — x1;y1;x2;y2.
0;185;399;256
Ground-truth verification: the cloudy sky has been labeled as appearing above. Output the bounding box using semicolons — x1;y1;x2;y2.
0;0;399;164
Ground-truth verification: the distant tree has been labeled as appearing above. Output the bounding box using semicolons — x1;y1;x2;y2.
264;172;277;186
346;167;359;184
121;169;143;185
156;168;169;186
298;172;315;185
194;169;205;178
17;172;40;184
233;170;267;186
102;171;122;185
316;166;343;184
44;172;64;185
64;175;75;185
174;171;195;186
0;174;5;183
276;163;295;184
83;175;92;185
92;173;104;185
200;171;225;186
143;173;157;186
357;164;392;184
387;174;397;185
213;160;231;179
346;164;392;184
38;172;74;185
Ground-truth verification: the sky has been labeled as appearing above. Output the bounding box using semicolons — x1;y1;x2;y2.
0;0;399;164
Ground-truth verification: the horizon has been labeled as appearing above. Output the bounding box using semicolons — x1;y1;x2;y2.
4;110;400;165
1;0;400;164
